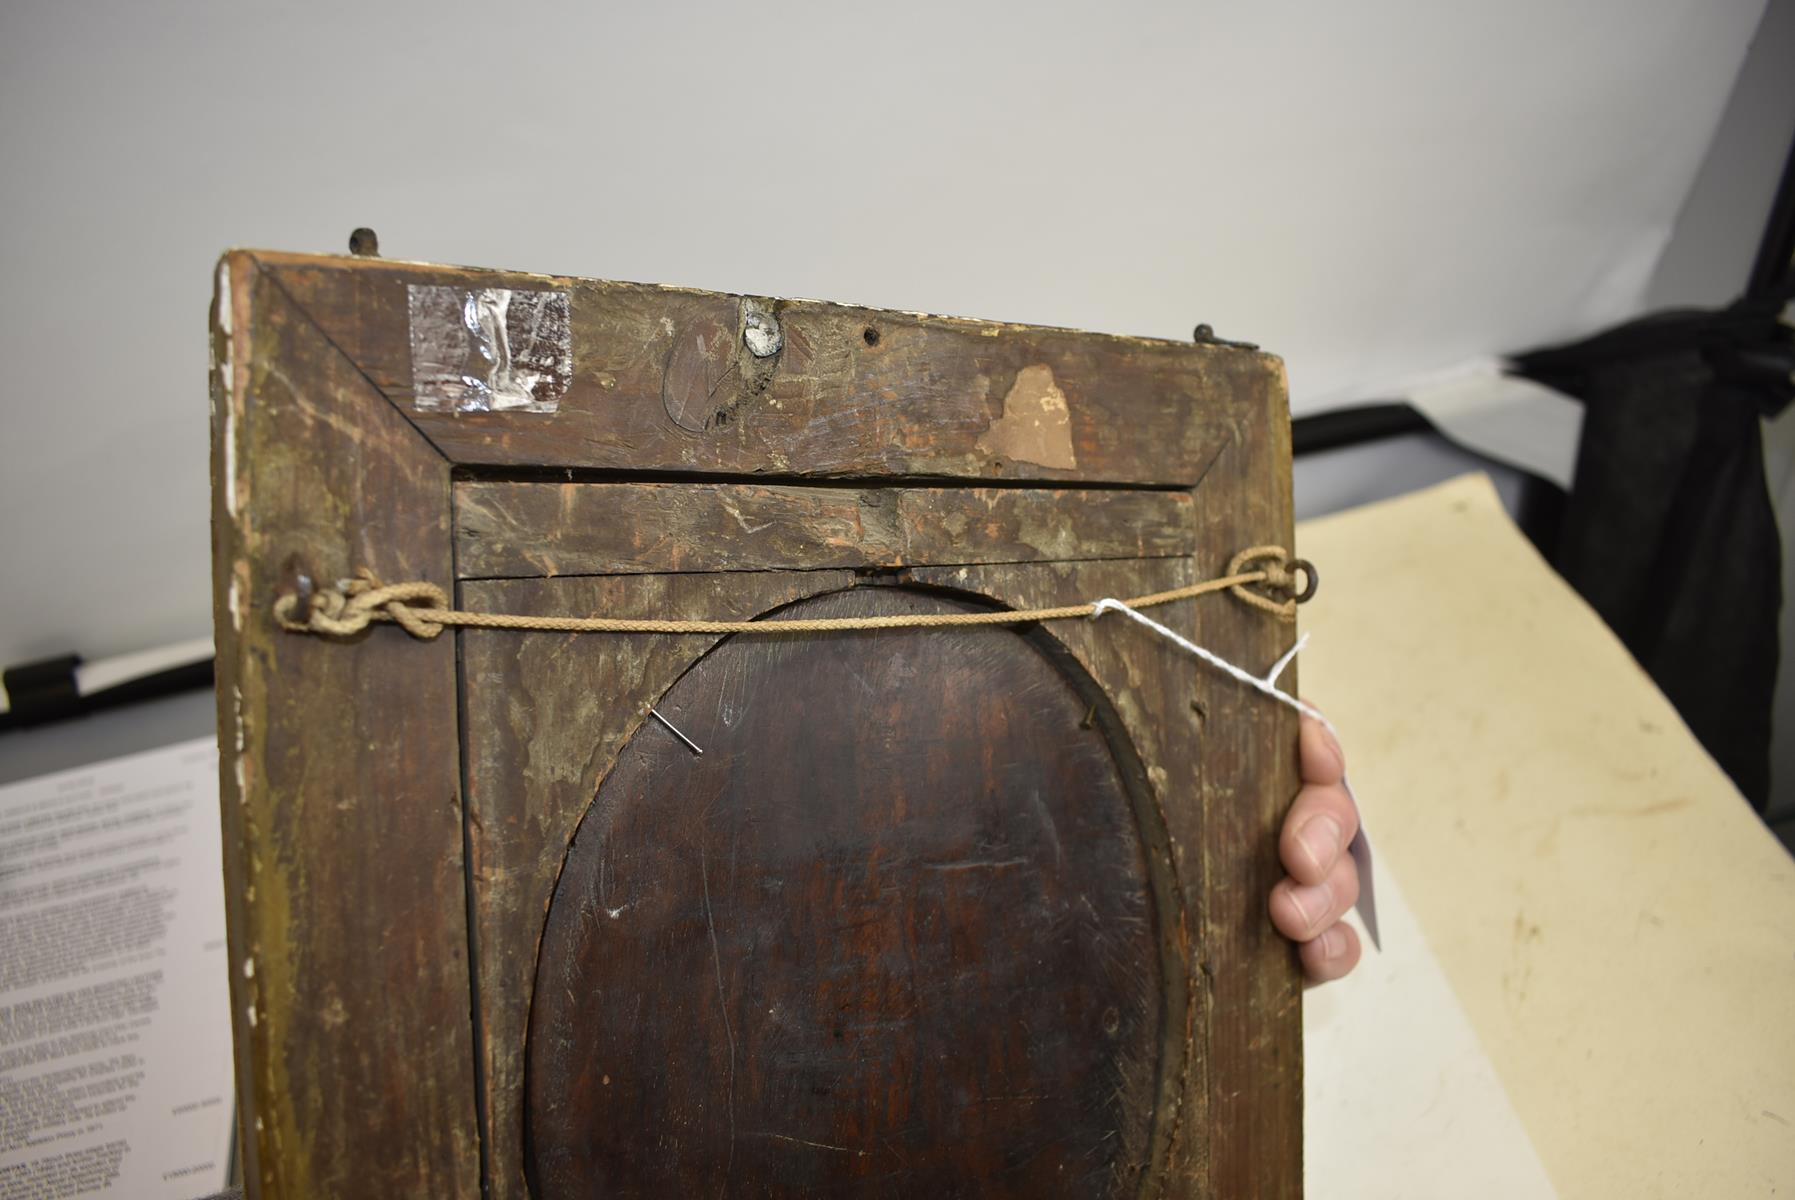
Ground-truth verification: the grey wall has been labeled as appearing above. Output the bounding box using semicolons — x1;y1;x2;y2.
0;0;1767;674
1647;0;1795;310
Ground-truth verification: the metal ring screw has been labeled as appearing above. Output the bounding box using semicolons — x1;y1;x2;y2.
1288;558;1319;604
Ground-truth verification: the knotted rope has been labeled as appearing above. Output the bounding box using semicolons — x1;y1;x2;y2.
272;546;1314;641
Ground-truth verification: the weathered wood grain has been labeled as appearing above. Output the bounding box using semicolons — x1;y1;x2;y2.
256;250;1267;486
462;561;1224;1197
215;246;1301;1199
913;397;1302;1197
459;570;856;1200
1196;380;1304;1199
527;586;1173;1198
933;363;1305;1196
210;253;481;1199
1190;366;1303;1199
455;481;1196;578
911;557;1208;1188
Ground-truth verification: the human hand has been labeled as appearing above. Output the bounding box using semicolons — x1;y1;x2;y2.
1269;716;1363;983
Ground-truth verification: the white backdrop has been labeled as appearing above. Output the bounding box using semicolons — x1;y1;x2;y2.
0;0;1768;666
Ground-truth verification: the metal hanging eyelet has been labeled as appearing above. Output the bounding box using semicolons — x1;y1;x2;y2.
1287;558;1319;604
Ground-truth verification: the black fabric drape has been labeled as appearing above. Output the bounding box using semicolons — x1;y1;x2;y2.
1515;294;1793;809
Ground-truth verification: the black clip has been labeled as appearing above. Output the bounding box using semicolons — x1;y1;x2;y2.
2;654;83;728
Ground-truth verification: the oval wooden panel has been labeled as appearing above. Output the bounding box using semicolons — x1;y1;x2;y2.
526;587;1179;1198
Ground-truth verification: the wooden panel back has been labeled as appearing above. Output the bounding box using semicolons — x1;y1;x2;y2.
211;249;1301;1199
211;257;480;1199
527;587;1173;1198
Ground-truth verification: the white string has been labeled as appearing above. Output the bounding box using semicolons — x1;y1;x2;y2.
1265;633;1308;689
1090;599;1328;726
1090;597;1381;949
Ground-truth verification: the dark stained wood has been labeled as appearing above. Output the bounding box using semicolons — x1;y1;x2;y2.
526;587;1174;1198
213;247;1302;1200
257;251;1264;486
463;560;1218;1200
919;370;1305;1196
455;481;1196;578
913;365;1303;1194
459;570;857;1199
910;557;1212;1182
209;252;481;1199
1186;370;1305;1195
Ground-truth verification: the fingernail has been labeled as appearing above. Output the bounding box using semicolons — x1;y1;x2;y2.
1297;815;1343;875
1289;881;1332;935
1317;925;1347;960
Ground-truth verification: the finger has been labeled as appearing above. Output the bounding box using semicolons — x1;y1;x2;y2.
1269;851;1360;942
1300;921;1362;984
1279;782;1360;886
1299;715;1345;786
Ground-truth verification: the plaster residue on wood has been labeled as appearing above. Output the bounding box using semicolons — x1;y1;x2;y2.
977;364;1078;470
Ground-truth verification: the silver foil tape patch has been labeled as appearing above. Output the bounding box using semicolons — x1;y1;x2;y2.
406;284;571;413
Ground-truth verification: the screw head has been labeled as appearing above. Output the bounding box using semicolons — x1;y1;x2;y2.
743;309;782;358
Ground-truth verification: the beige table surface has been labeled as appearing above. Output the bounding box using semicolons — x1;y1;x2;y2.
1291;474;1795;1198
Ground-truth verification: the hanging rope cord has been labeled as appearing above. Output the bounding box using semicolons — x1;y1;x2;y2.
272;546;1316;641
